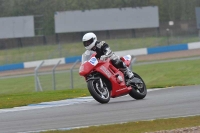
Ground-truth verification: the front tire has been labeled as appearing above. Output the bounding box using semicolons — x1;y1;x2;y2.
87;78;110;104
129;72;147;99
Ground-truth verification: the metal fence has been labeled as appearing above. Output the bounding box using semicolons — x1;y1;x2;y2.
34;57;136;92
34;59;87;92
0;55;137;95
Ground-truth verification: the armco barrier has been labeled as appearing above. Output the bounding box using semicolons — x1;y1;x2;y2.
147;43;188;54
24;58;66;68
0;63;24;71
188;42;200;49
0;42;200;72
65;56;82;64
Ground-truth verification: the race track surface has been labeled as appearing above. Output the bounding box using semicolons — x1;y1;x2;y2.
0;85;200;133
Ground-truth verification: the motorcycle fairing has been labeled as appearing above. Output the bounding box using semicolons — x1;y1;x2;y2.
79;61;95;76
95;60;132;97
79;52;98;76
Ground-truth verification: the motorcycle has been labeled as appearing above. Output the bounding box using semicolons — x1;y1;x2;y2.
79;50;147;104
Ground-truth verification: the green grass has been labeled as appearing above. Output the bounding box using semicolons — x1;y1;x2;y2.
0;58;200;108
0;36;199;65
0;76;35;94
43;116;200;133
0;89;90;109
134;59;200;88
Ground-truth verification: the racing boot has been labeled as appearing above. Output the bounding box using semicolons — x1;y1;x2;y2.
120;67;135;85
123;67;144;87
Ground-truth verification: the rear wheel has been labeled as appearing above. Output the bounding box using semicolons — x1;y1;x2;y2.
129;72;147;99
87;78;110;104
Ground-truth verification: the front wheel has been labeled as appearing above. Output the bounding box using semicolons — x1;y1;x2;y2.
87;78;110;104
129;72;147;100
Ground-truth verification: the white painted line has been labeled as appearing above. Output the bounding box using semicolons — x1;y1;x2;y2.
0;88;168;114
0;96;94;114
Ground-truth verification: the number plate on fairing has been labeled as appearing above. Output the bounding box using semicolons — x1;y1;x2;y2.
89;57;98;66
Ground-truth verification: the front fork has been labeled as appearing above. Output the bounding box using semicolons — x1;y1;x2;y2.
86;76;104;90
99;78;104;88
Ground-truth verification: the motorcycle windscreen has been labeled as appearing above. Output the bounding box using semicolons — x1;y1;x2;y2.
81;50;96;64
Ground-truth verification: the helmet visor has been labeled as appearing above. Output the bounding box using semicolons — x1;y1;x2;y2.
83;38;94;47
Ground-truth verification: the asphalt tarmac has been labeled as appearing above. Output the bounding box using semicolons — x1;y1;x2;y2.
0;85;200;133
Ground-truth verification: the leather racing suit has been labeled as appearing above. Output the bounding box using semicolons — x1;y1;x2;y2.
91;41;134;82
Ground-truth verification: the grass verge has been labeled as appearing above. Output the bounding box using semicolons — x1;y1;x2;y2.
42;115;200;133
0;89;90;109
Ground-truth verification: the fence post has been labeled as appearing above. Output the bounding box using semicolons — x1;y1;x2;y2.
52;60;61;90
34;61;44;91
70;60;80;89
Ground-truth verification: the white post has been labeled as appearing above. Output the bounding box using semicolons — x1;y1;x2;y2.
34;61;44;91
52;60;61;90
70;60;80;89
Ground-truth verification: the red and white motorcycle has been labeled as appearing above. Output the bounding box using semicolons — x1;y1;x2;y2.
79;50;147;104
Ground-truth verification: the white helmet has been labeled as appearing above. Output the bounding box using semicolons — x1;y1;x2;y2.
82;32;97;50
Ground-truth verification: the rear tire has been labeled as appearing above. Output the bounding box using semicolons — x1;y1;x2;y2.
129;72;147;100
87;79;110;104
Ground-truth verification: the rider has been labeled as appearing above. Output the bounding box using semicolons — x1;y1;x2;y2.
82;32;135;85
